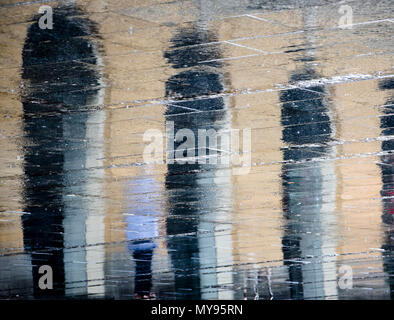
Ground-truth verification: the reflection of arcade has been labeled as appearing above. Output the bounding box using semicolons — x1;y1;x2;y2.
164;24;232;299
280;66;336;299
280;6;337;300
21;5;105;297
378;78;394;298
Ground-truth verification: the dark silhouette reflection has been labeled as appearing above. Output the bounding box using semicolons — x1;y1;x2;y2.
280;67;334;299
125;175;160;299
163;25;228;299
128;242;154;298
378;78;394;298
21;5;102;298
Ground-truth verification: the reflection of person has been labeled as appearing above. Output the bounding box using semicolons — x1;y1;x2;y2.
125;176;159;299
128;242;155;299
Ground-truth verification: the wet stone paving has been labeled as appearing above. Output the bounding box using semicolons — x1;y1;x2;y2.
0;0;393;300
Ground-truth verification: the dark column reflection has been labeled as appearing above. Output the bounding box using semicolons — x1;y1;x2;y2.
378;78;394;298
21;5;101;298
163;25;228;299
280;67;333;299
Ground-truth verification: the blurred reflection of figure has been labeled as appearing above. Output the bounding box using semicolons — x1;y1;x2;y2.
21;5;102;297
378;78;394;298
125;175;160;299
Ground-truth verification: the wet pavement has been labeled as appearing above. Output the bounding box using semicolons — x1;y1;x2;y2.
0;0;393;300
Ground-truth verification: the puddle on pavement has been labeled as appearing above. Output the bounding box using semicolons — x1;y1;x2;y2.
0;0;393;299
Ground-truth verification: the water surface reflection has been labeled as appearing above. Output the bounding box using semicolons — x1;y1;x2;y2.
280;6;337;300
164;24;233;299
379;78;394;298
0;0;392;300
21;4;105;298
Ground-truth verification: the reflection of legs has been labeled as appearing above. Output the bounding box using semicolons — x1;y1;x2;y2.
133;248;153;297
